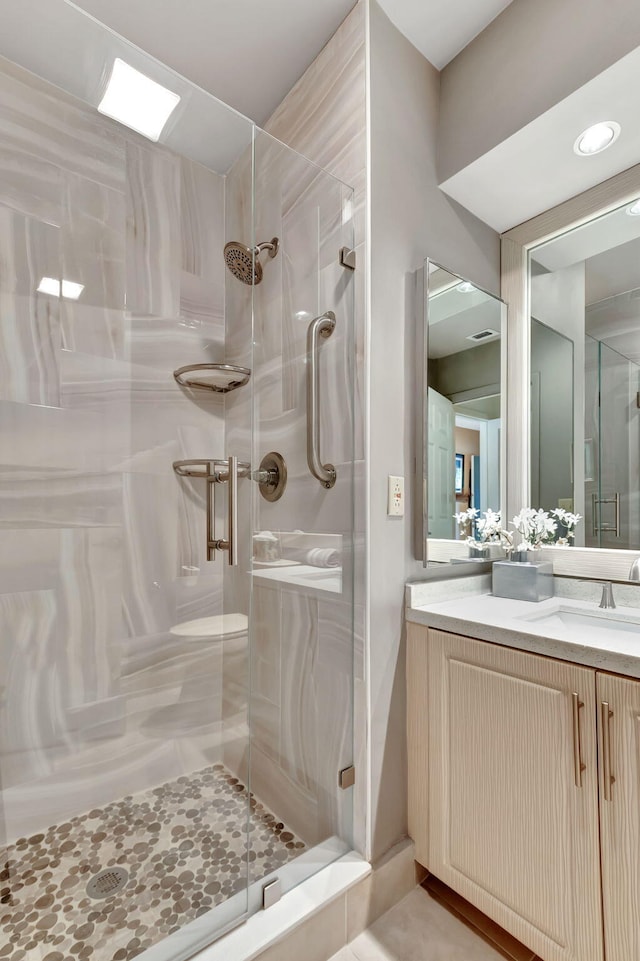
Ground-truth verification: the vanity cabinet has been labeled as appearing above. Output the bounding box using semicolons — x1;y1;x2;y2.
407;624;604;961
597;673;640;961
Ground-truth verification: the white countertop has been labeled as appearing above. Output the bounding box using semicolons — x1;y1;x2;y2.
407;590;640;678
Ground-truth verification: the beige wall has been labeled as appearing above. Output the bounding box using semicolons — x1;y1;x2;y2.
367;1;499;859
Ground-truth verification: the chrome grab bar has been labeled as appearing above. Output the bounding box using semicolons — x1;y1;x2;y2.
306;310;337;489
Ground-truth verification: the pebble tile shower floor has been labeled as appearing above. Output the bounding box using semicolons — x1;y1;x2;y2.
0;764;305;961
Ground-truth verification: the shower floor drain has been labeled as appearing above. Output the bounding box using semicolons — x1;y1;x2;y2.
86;866;129;900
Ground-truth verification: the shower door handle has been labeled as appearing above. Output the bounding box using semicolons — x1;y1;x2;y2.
210;455;239;565
306;311;337;489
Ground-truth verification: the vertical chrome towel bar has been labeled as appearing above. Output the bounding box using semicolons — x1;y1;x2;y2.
210;455;238;565
306;311;337;489
173;456;239;565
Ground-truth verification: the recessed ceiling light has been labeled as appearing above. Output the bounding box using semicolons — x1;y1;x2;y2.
626;199;640;216
37;277;85;300
457;282;476;293
573;121;621;156
98;59;180;142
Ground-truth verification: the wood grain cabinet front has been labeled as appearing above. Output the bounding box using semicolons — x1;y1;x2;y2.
407;624;604;961
597;672;640;961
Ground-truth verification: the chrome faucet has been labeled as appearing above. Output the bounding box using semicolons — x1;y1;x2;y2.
630;558;640;582
599;582;616;610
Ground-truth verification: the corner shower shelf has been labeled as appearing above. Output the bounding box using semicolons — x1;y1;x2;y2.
173;363;251;393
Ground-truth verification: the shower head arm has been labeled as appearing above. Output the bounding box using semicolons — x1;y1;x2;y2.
255;237;279;259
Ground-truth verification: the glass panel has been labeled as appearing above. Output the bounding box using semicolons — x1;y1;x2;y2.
0;10;256;959
244;129;356;906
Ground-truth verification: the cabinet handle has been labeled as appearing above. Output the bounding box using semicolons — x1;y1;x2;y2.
572;692;586;787
601;701;615;801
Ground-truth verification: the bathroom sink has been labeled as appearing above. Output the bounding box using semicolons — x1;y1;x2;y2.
518;604;640;639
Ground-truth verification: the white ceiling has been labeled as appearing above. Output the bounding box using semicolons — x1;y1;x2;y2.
440;45;640;232
66;0;519;127
377;0;514;69
68;0;358;124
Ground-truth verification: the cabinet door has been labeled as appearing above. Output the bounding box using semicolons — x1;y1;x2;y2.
428;629;603;961
597;672;640;961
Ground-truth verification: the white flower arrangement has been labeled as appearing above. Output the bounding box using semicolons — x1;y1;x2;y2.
475;508;503;543
454;506;583;555
550;508;582;545
511;507;557;552
454;508;511;553
511;506;583;552
453;507;479;541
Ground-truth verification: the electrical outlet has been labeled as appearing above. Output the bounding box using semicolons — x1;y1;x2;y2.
387;475;404;516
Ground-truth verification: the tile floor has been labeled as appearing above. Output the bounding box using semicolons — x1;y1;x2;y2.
0;764;304;961
330;886;507;961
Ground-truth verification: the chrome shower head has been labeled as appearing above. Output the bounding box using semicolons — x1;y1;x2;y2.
223;237;279;285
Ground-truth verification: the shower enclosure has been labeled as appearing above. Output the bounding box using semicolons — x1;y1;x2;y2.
0;5;356;960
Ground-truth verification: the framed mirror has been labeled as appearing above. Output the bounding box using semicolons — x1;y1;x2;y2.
415;261;507;565
502;162;640;580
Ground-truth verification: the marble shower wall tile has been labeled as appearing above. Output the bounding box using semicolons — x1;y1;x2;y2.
58;527;124;708
0;56;126;193
62;172;126;309
0;144;62;225
0;589;59;782
180;158;226;327
0;398;125;473
279;590;319;791
0;52;235;841
223;145;253;368
180;157;225;285
0;469;122;530
316;598;358;841
122;472;178;638
264;2;367;247
127;314;224;372
0;528;61;595
126;141;181;318
60;172;127;359
0;205;61;406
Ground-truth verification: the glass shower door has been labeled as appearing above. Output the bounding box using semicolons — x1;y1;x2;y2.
241;129;356;910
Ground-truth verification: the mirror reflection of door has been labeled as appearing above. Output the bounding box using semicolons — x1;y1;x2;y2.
427;388;455;538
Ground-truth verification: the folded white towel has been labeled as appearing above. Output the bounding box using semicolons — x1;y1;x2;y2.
304;548;340;568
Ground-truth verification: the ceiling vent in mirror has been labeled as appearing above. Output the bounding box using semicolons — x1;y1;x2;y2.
466;328;499;343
